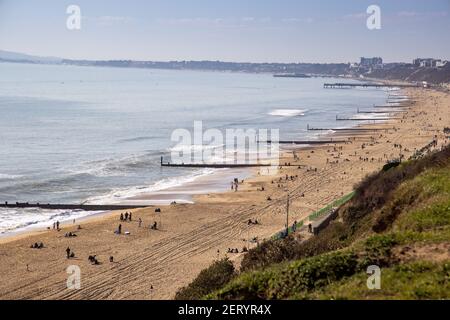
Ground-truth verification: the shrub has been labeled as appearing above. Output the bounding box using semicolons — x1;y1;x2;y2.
360;233;398;267
212;251;359;300
175;258;236;300
342;146;450;228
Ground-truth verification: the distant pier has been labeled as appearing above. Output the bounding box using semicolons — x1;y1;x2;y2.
273;73;311;78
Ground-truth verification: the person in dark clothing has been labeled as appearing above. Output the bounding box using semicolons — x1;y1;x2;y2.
66;247;71;259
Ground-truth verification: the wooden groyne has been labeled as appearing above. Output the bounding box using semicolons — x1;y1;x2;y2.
160;157;271;168
0;202;149;211
336;116;401;121
307;124;391;131
374;104;410;108
387;97;409;100
357;108;407;114
324;83;419;89
263;139;346;145
161;163;272;168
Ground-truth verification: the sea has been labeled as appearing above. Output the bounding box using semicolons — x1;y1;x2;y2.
0;62;390;234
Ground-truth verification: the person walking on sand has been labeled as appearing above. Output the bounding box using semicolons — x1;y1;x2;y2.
118;224;122;234
124;212;129;221
129;212;132;221
138;218;142;227
56;221;60;230
66;247;71;259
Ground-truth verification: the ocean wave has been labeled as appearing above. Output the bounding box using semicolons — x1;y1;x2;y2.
168;144;225;153
351;113;390;120
66;152;162;177
0;207;103;234
85;168;217;204
268;109;307;117
0;173;23;180
117;136;160;143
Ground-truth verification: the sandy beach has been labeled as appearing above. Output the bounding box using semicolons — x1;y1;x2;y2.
0;87;448;300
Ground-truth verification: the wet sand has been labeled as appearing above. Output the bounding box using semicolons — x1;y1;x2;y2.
0;87;448;300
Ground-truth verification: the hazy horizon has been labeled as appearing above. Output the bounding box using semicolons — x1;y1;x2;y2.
0;0;449;64
2;48;446;65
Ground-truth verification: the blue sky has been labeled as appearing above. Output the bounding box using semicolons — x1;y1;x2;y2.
0;0;449;63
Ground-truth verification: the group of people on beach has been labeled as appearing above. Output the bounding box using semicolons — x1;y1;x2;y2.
120;212;132;222
227;247;248;254
115;211;159;235
30;242;44;249
52;220;60;230
64;231;77;238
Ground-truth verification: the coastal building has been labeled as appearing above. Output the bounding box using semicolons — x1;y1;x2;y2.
413;58;446;68
360;57;383;67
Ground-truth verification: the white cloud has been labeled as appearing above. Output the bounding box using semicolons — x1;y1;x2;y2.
397;11;418;17
343;12;366;20
281;17;314;24
397;11;448;18
86;16;135;27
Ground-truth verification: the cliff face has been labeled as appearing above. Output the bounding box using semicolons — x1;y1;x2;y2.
208;147;450;300
366;63;450;84
178;146;450;300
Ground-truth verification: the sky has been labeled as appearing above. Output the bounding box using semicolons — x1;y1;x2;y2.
0;0;449;63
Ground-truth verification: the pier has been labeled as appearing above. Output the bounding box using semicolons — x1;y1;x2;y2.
0;202;149;211
324;83;419;89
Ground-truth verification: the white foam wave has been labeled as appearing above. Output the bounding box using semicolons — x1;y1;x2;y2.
0;207;103;235
0;173;23;180
64;154;157;177
85;168;217;204
268;109;307;117
169;144;225;153
351;113;390;120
